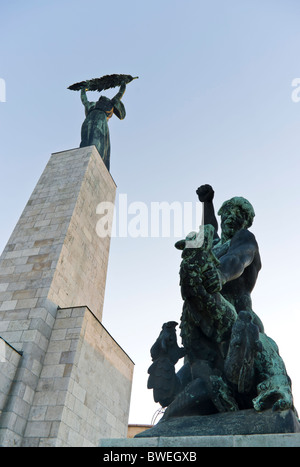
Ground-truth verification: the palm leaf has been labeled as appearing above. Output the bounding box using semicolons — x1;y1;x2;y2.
68;73;138;91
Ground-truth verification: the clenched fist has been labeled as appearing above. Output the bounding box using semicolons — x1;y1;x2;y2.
196;184;214;202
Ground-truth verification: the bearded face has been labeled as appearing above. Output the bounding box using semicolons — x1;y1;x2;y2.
220;207;247;242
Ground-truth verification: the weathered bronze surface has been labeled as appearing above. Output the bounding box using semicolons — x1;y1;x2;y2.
69;74;138;171
141;184;299;437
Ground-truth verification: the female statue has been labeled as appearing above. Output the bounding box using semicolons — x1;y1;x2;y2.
79;81;126;171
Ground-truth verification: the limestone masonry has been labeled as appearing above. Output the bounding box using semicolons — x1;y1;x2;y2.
0;146;134;446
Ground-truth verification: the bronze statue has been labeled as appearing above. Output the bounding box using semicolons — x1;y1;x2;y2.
141;184;298;437
68;74;138;171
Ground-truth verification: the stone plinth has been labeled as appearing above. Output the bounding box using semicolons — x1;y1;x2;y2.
99;433;300;447
0;147;133;446
99;408;300;448
23;306;133;447
105;409;299;448
135;409;300;438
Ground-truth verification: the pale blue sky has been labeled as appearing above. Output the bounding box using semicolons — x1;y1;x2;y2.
1;0;300;425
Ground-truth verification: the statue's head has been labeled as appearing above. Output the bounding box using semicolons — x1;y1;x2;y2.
96;95;114;119
97;95;111;105
218;197;255;242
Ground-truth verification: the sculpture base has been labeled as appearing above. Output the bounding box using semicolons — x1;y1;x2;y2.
99;432;300;447
135;409;300;438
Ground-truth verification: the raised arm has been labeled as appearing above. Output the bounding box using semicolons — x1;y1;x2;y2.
196;184;218;234
111;81;127;120
112;81;126;103
80;87;89;106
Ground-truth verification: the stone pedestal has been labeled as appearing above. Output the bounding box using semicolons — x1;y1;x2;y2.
99;433;300;447
0;147;134;446
99;409;300;448
23;306;133;447
135;409;300;438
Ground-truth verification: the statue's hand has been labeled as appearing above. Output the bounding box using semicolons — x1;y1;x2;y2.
196;184;214;202
84;80;90;91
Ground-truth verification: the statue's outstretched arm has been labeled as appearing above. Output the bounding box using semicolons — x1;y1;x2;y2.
112;81;126;102
196;184;218;234
80;88;89;107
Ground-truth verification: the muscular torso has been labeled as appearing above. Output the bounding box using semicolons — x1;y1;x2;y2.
213;229;262;312
222;253;261;310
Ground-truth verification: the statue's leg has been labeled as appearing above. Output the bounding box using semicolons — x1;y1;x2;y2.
161;369;238;421
252;333;294;412
161;376;215;421
80;119;89;147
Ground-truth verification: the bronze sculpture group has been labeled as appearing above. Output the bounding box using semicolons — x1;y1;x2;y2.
146;184;297;433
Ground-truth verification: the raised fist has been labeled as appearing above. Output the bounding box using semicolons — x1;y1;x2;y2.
196;184;214;202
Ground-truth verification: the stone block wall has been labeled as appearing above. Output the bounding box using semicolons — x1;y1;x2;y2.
48;148;116;320
0;339;22;418
23;307;133;447
0;147;134;446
